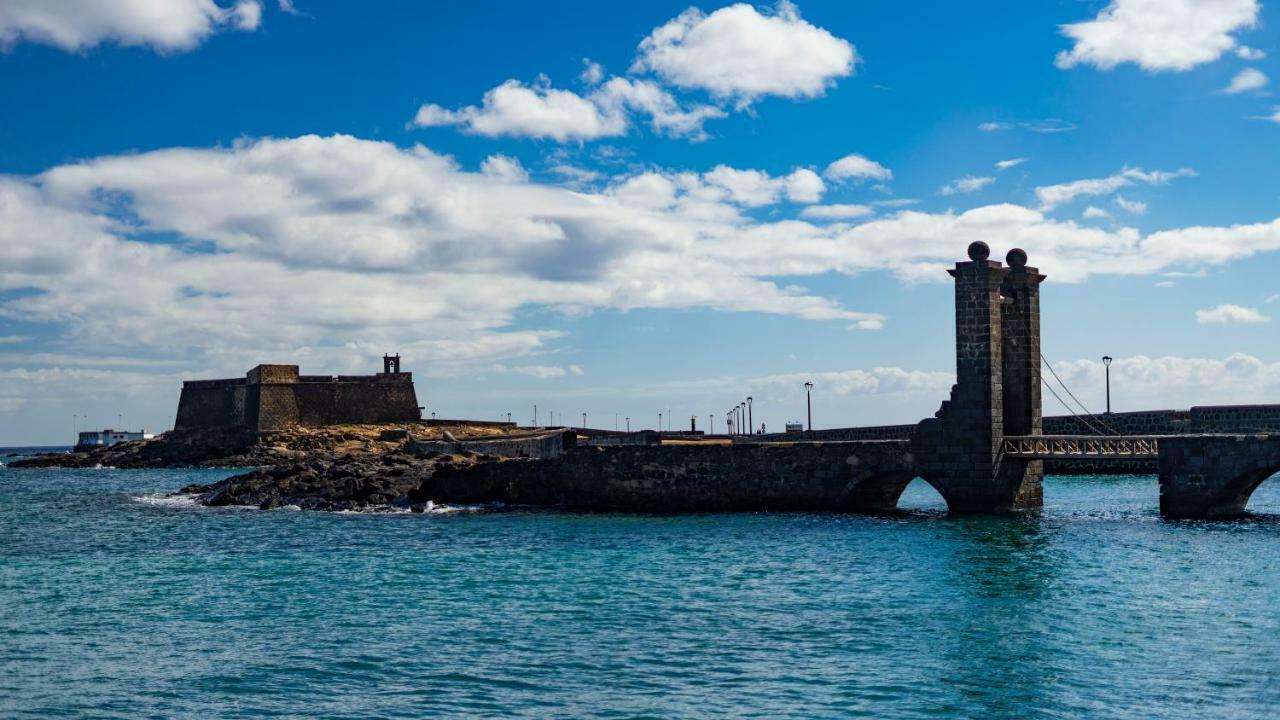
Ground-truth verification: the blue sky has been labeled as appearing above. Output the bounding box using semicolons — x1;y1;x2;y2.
1;0;1279;445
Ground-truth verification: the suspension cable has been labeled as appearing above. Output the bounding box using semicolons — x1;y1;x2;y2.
1001;288;1119;435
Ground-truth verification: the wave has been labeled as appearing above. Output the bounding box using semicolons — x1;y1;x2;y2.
132;492;201;508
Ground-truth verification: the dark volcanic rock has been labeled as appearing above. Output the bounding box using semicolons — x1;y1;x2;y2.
181;452;502;511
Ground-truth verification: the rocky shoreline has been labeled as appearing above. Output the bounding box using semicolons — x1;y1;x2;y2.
178;451;491;511
10;423;519;511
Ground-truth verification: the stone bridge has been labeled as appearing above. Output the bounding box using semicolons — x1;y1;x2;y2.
428;440;917;513
439;242;1279;518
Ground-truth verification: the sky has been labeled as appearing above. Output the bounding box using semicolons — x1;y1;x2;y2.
1;0;1279;445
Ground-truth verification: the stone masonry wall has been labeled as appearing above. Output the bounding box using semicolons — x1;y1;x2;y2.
425;441;915;512
174;380;246;429
176;365;421;432
1158;434;1280;517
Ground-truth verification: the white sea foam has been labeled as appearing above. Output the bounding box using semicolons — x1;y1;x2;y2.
132;492;200;508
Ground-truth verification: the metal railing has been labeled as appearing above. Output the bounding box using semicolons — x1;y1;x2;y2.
1002;435;1160;460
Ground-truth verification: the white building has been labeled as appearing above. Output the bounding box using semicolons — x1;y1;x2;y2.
75;429;155;449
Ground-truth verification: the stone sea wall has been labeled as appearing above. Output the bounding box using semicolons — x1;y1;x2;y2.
426;441;915;512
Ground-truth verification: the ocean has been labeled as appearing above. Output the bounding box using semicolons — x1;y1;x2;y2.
2;453;1278;719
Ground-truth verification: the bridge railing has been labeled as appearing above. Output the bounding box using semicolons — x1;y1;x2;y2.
1002;435;1161;460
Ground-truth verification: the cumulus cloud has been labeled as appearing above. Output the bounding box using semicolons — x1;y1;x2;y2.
1056;0;1260;72
591;77;727;140
480;154;528;183
632;1;855;106
7;135;1280;428
410;79;629;142
411;75;724;141
1083;206;1111;219
0;0;264;53
1050;353;1280;412
996;158;1029;171
1195;304;1270;324
579;58;605;85
1035;167;1196;211
1236;45;1266;60
823;153;892;182
939;175;995;196
1222;67;1268;94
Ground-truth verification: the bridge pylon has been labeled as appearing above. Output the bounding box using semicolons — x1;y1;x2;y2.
912;242;1045;513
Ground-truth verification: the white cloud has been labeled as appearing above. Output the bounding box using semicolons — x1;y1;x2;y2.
632;1;856;106
580;58;605;85
8;134;1280;424
409;79;628;142
1195;304;1270;324
480;154;528;183
799;204;875;220
0;0;264;53
824;153;892;182
1155;280;1176;287
1114;194;1147;214
1083;206;1111;219
939;175;995;196
784;168;825;203
568;364;585;376
592;77;726;139
1267;294;1279;304
979;119;1075;133
1050;353;1280;411
1251;107;1280;123
0;336;29;345
1222;67;1268;94
1056;0;1260;72
1035;167;1195;210
411;75;724;141
1236;45;1266;60
996;158;1029;171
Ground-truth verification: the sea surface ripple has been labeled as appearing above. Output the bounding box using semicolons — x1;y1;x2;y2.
2;458;1279;719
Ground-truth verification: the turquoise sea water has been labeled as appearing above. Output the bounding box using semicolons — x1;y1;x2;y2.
2;455;1279;719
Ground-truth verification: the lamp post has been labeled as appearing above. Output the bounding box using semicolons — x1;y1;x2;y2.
804;381;814;432
747;396;753;435
659;412;663;433
709;415;714;435
1102;356;1113;414
626;417;630;433
582;412;587;429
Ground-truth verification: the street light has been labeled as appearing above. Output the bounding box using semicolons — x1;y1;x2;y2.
804;381;814;432
1102;356;1113;414
747;396;753;436
626;417;630;432
582;412;587;429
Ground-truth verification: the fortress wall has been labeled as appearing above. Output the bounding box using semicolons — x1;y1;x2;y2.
290;375;420;428
175;380;246;429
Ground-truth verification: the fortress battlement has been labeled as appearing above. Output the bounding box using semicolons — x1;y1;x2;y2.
175;354;421;433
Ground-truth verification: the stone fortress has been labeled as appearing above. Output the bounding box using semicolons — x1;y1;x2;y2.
175;355;421;433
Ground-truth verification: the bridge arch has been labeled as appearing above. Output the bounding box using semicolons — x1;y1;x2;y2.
841;472;954;513
1158;435;1280;518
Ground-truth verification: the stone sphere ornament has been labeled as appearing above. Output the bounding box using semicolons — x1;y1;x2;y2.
967;241;990;261
1006;248;1028;268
